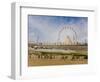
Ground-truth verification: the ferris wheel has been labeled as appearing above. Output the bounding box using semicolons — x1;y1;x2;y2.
57;25;78;45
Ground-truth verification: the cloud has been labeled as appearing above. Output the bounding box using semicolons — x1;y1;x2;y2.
28;15;88;43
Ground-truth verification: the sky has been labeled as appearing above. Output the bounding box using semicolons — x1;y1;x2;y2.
28;15;88;44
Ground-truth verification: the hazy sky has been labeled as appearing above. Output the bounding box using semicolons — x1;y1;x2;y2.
28;15;88;43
